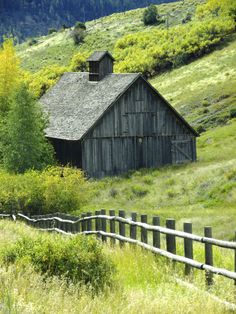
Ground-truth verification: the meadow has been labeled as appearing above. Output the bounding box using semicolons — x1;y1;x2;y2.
0;220;235;314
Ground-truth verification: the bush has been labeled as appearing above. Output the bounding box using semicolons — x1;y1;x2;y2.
48;28;57;35
28;38;38;46
70;52;89;72
71;28;86;45
143;4;158;26
0;167;91;215
1;234;115;292
114;17;235;75
27;65;66;98
75;21;86;30
230;108;236;118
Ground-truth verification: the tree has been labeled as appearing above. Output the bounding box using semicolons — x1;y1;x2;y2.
0;38;21;114
142;4;158;26
2;84;54;173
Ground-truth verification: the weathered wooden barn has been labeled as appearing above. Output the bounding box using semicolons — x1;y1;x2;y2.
40;51;198;178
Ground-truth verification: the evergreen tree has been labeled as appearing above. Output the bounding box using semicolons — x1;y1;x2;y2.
2;84;54;173
143;4;158;25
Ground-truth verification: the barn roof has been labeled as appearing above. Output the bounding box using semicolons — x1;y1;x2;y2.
40;72;139;140
87;51;115;62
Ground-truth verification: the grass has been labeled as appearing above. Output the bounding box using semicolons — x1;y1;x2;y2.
150;34;236;131
16;0;203;72
0;221;235;314
78;119;236;240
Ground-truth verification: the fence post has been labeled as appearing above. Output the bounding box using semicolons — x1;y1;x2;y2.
74;216;80;234
235;231;236;286
204;226;214;286
119;210;126;247
109;210;116;246
166;219;176;254
81;213;86;232
184;222;193;276
95;210;101;239
101;209;107;242
86;212;92;232
130;212;137;240
153;216;160;248
141;214;148;244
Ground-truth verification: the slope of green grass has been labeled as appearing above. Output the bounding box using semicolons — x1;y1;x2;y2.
17;0;203;72
0;221;235;314
151;34;236;131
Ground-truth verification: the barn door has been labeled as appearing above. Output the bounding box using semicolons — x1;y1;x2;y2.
171;140;193;164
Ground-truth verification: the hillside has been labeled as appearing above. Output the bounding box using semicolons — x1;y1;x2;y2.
17;0;204;72
0;0;177;42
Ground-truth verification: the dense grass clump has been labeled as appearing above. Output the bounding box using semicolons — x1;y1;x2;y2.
1;231;114;292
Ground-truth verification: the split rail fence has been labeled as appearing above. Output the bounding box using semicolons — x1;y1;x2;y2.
1;210;236;286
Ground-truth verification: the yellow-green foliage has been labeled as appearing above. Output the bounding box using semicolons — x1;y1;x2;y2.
0;166;92;214
27;64;67;98
0;222;235;313
1;232;114;292
196;0;236;20
69;51;90;72
114;17;235;75
0;38;21;112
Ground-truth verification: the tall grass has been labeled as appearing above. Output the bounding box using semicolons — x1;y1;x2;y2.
0;221;235;314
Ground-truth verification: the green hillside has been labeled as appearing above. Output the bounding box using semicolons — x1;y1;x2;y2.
151;34;236;131
17;0;204;72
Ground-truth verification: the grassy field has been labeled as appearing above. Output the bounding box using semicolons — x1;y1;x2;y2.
151;34;236;131
16;0;204;72
81;119;236;240
0;220;235;314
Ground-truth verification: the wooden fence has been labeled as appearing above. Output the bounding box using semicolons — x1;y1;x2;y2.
1;211;236;286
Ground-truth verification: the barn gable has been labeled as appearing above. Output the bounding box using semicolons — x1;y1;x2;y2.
40;50;198;178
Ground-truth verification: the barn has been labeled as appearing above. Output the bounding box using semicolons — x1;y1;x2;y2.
40;51;198;178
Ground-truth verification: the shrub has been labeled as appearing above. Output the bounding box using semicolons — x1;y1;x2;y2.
1;234;115;292
0;167;91;215
114;16;235;75
48;28;57;35
27;65;66;98
75;21;86;30
131;185;148;198
70;28;86;45
230;108;236;118
143;4;159;26
28;38;38;46
70;52;89;72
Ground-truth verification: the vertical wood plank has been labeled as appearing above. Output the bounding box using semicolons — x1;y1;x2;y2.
235;231;236;286
184;222;193;276
130;212;137;240
153;216;160;248
204;226;214;286
141;214;148;244
95;210;101;239
119;210;126;247
109;209;116;246
86;212;92;231
81;213;86;232
101;209;107;242
166;219;176;254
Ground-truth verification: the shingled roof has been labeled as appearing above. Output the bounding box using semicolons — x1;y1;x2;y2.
87;51;115;62
40;72;140;141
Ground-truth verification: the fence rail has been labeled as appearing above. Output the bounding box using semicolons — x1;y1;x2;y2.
1;211;236;286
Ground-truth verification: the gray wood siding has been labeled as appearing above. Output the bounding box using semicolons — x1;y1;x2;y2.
82;77;197;177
